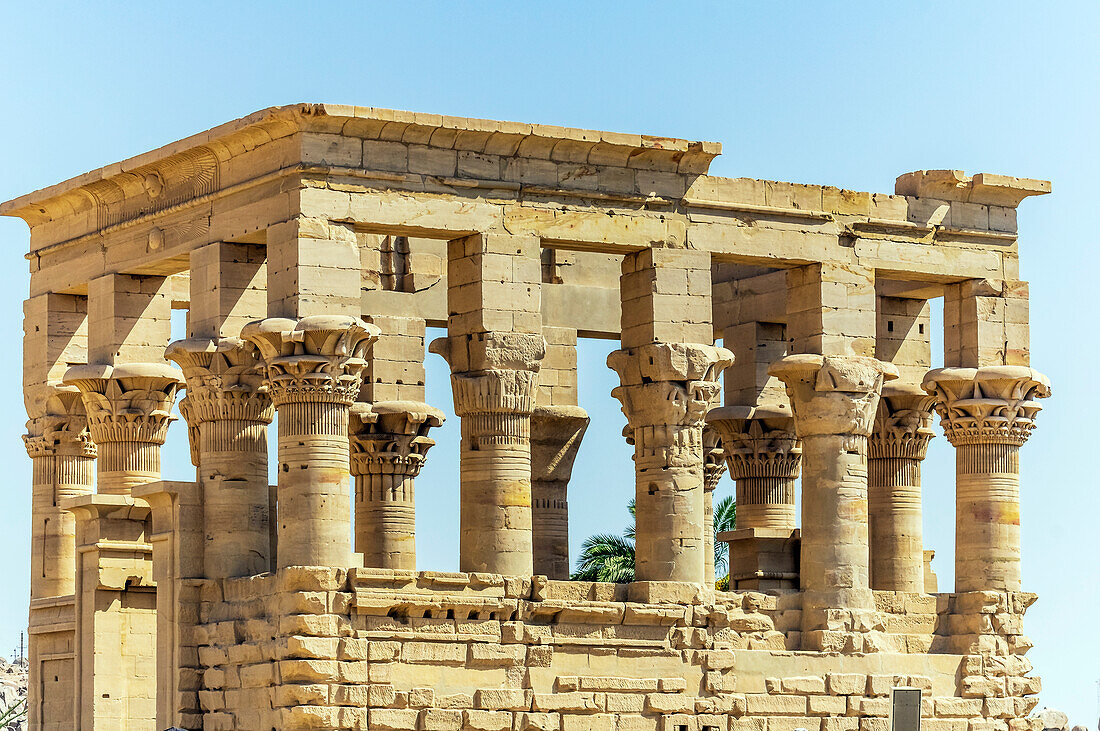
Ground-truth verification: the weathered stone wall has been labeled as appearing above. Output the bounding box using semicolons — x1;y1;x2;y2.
194;567;1041;731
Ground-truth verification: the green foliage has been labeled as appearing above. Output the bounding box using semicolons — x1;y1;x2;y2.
571;493;737;589
0;695;27;726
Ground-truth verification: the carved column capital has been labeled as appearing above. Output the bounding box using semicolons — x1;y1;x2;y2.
531;405;589;483
24;387;97;459
349;401;445;477
869;383;936;459
63;363;183;446
769;354;899;439
707;404;801;481
922;366;1051;447
430;332;545;415
702;426;727;493
165;337;274;424
608;343;733;430
242;315;379;406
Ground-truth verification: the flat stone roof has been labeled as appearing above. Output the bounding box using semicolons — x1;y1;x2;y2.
0;103;722;220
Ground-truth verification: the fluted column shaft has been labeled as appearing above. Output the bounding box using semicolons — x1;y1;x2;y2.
530;405;589;580
867;384;934;592
244;316;378;569
609;343;733;584
923;366;1050;592
167;338;275;579
350;401;444;570
770;355;897;627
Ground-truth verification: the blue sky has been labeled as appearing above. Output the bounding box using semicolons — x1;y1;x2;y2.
0;1;1096;723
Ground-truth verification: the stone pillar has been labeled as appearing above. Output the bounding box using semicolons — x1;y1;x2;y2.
348;401;444;569
770;354;897;645
707;404;801;590
431;232;545;576
244;315;377;569
165;337;274;579
131;480;204;731
530;405;589;579
609;342;733;584
65;495;157;731
430;332;544;575
63;363;183;496
24;388;96;600
867;383;935;592
922;366;1051;592
701;426;727;586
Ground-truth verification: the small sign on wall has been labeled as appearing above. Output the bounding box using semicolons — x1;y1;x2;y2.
891;687;922;731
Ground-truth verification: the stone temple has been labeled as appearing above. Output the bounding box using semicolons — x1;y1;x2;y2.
3;104;1052;730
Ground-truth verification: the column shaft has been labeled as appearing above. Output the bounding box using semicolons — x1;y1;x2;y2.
355;472;416;568
955;443;1022;592
868;458;924;591
800;434;872;607
28;446;94;598
278;400;352;568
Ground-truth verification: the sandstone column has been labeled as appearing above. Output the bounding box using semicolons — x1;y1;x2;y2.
431;332;544;575
63;363;183;495
770;354;897;644
24;388;96;599
244;315;378;569
530;405;589;579
609;247;732;585
867;383;935;592
922;367;1050;592
430;232;545;576
609;342;732;584
349;401;444;569
707;404;802;590
165;338;274;578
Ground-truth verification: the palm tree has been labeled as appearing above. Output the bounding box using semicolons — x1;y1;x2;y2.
571;496;737;588
571;500;636;582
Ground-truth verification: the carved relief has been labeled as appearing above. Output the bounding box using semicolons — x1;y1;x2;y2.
707;405;801;481
63;363;183;445
348;401;445;478
242;315;379;406
702;426;727;493
769;354;898;439
23;387;96;459
922;366;1051;447
870;383;936;460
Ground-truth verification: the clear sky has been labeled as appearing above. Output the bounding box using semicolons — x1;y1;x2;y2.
0;1;1096;723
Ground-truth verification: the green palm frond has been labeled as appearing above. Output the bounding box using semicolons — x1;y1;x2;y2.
570;533;635;582
624;498;637;540
713;494;737;581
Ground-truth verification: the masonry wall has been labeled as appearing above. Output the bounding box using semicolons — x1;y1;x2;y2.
195;567;1041;731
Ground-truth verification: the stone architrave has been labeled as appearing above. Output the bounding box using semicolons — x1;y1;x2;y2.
608;342;734;584
430;331;545;576
348;400;444;570
922;366;1051;592
868;383;936;593
769;354;897;641
24;387;96;599
707;403;802;591
166;337;275;579
63;363;183;496
243;315;378;569
701;426;727;586
530;405;589;580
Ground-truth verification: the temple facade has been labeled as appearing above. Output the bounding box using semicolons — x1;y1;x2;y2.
4;104;1051;730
